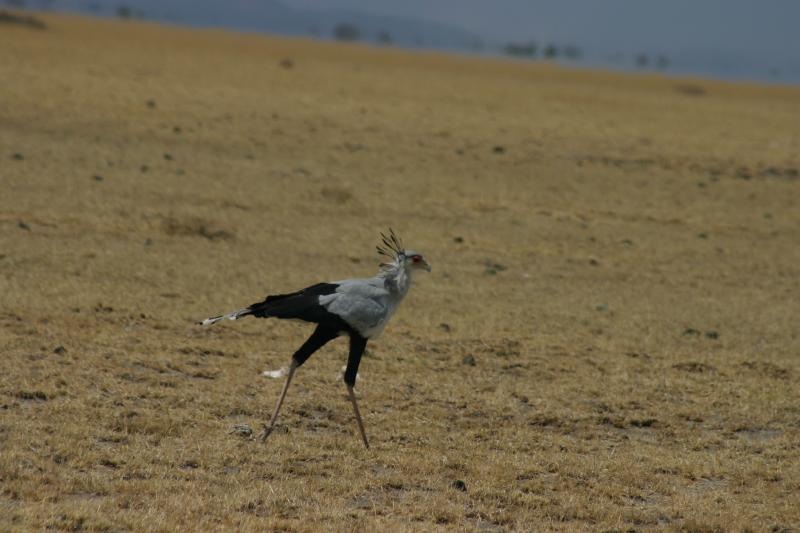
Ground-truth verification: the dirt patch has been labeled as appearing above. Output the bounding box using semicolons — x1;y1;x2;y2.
0;10;46;30
160;216;235;241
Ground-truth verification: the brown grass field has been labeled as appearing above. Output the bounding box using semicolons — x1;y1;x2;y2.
2;10;800;532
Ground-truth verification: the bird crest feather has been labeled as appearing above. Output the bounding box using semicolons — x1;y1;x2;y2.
376;228;405;268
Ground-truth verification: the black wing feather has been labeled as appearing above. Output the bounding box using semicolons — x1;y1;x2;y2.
246;282;340;323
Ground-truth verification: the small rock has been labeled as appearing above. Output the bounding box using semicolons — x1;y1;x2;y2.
762;167;780;177
229;424;253;438
439;323;452;332
589;258;599;266
140;165;149;173
483;260;507;275
146;99;157;109
93;175;104;181
16;390;48;401
180;459;199;469
595;303;609;312
94;303;113;313
673;361;715;373
279;58;294;69
697;233;708;239
674;84;706;96
683;328;700;337
492;145;505;154
173;126;182;133
453;236;464;243
451;479;467;492
17;220;31;231
163;153;173;161
629;418;657;428
11;153;24;161
53;346;67;355
705;330;719;340
462;355;476;366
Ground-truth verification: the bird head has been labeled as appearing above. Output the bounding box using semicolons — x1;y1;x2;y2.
376;229;431;272
402;250;431;272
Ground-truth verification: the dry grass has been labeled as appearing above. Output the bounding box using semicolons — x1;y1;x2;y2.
1;11;800;532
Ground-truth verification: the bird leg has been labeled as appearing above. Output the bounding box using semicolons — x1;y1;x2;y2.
260;359;297;443
347;385;370;449
259;326;339;444
344;334;369;448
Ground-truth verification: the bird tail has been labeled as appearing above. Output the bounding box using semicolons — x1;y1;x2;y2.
201;282;336;327
199;307;252;327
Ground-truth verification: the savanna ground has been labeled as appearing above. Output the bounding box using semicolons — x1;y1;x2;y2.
1;10;800;532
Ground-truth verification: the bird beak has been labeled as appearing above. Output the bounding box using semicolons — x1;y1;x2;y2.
422;260;431;272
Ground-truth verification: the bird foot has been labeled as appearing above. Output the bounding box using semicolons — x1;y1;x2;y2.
258;424;273;443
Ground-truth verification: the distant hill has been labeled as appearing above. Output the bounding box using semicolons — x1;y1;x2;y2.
14;0;800;83
35;0;485;50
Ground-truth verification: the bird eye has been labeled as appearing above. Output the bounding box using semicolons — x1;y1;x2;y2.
412;255;421;262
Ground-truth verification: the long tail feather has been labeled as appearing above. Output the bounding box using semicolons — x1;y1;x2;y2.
199;308;251;326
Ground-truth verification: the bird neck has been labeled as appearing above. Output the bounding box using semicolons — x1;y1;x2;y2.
379;260;412;296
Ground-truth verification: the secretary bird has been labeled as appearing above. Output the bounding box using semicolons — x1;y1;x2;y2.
200;230;430;448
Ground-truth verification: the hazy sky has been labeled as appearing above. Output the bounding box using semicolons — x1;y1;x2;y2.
288;0;800;57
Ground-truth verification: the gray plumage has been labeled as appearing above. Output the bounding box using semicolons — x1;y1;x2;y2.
201;236;430;339
320;248;427;338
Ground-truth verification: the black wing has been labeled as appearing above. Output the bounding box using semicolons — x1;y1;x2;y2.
246;282;341;324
